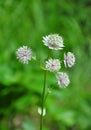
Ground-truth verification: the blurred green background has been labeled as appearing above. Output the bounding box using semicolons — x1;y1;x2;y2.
0;0;91;130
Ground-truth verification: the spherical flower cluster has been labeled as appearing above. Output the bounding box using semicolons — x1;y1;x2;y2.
45;59;61;72
16;46;32;64
64;52;75;68
56;72;70;88
43;34;64;50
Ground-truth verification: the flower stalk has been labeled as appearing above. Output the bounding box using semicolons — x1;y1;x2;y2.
40;70;47;130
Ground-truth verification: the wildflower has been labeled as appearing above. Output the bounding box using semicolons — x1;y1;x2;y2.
45;59;61;72
64;52;75;68
43;34;64;50
16;46;32;64
38;107;46;116
56;72;70;88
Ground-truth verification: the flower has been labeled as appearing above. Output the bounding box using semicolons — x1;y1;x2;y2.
45;59;61;72
43;34;64;50
16;46;32;64
64;52;75;68
56;72;70;88
38;107;46;116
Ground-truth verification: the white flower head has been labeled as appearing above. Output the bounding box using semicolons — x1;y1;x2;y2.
64;52;75;68
56;72;70;88
45;59;61;72
16;46;32;64
43;34;64;50
38;107;46;116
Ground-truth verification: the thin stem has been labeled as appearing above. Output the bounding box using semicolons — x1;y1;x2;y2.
40;70;47;130
44;87;51;104
44;92;49;103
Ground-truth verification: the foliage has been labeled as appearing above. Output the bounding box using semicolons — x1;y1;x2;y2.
0;0;91;130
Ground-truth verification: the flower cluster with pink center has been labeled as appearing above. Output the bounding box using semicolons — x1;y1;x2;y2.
64;52;75;68
45;59;61;72
16;46;32;64
43;34;64;50
56;72;70;88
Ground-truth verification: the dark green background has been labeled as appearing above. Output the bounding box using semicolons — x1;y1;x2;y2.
0;0;91;130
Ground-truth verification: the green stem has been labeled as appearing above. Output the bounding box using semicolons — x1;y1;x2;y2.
40;70;47;130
